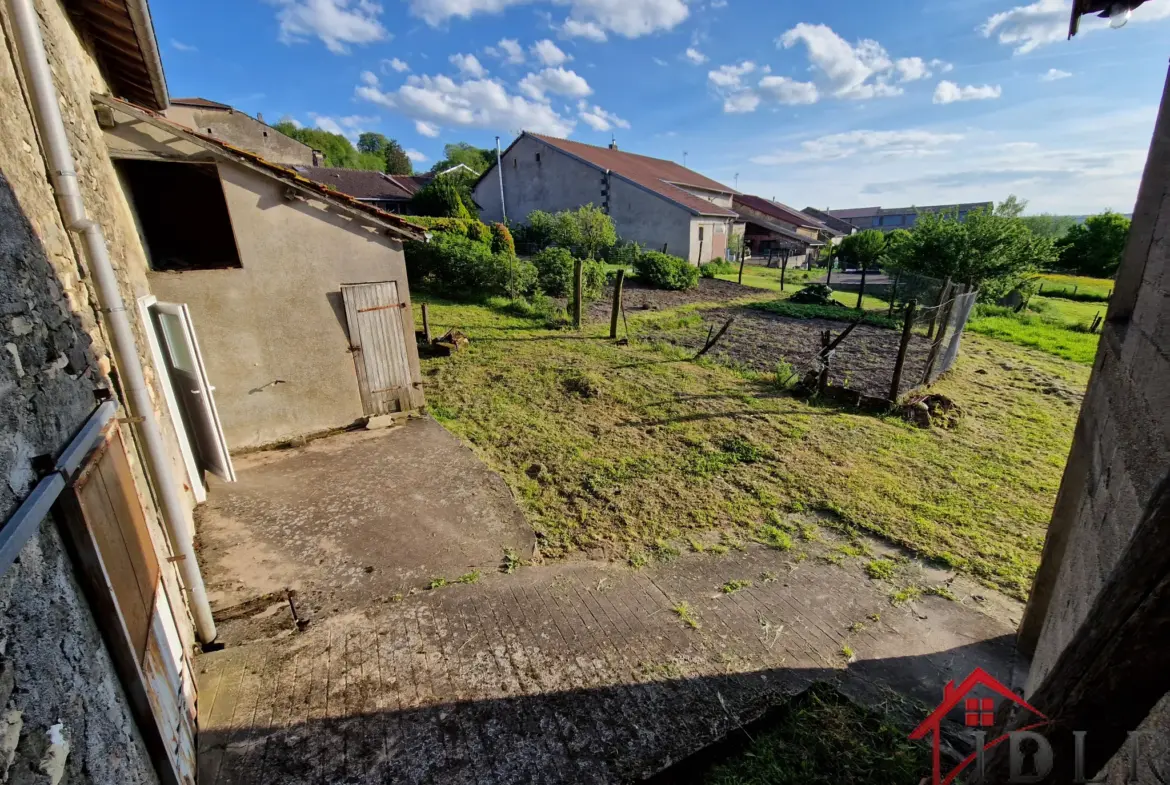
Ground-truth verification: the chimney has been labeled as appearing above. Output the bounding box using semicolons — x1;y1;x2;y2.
609;136;618;151
311;149;324;166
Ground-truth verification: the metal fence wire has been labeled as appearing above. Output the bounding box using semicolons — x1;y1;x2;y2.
913;281;979;386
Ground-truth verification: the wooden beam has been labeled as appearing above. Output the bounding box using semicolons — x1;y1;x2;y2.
984;474;1170;783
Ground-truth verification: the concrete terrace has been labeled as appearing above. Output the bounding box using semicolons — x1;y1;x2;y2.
196;543;1018;784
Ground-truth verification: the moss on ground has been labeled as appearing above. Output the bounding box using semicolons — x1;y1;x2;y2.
416;294;1087;600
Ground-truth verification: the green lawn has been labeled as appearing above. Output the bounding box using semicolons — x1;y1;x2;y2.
1028;296;1107;329
714;264;819;292
415;293;1087;599
1037;273;1113;299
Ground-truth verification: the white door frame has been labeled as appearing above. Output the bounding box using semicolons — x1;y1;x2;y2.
138;295;206;503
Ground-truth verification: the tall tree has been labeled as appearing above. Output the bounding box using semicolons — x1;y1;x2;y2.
383;140;414;175
411;175;471;219
357;132;391;155
995;194;1028;218
430;142;494;175
571;204;617;260
273;121;387;172
1020;214;1078;241
1056;211;1130;277
838;230;886;308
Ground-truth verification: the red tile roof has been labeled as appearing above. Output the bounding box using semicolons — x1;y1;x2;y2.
96;96;425;241
170;97;233;110
525;133;738;217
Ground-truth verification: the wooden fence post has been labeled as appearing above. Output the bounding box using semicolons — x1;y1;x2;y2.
818;329;831;394
921;285;959;385
781;250;789;291
925;276;951;340
738;246;747;285
887;272;900;318
421;303;431;344
609;269;625;340
856;266;868;310
573;258;584;330
888;299;917;402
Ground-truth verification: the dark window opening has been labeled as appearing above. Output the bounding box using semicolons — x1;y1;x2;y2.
535;152;541;164
262;130;269;137
118;160;242;271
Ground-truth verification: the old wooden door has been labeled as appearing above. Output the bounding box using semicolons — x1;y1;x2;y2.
341;281;417;416
57;422;197;785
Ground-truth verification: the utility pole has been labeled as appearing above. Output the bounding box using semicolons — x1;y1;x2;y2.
734;173;739;190
496;135;506;222
683;150;688;168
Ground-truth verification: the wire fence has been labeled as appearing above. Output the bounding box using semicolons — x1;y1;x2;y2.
904;277;980;387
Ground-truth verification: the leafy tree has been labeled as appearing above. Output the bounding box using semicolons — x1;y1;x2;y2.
430;142;494;175
995;194;1028;219
570;204;616;260
272;121;386;172
411;175;471;219
1055;211;1130;277
1020;214;1078;241
383;140;414;175
837;230;886;269
357;132;390;155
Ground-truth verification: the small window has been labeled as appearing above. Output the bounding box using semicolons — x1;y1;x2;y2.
535;152;541;164
871;216;882;227
118;160;242;271
882;215;904;226
262;130;269;137
699;226;705;243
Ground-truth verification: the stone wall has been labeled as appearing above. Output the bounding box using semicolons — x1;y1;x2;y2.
0;0;203;781
162;105;314;165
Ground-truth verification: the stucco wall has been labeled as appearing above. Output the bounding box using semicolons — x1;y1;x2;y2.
474;136;697;260
146;160;419;450
163;105;314;165
1021;69;1170;694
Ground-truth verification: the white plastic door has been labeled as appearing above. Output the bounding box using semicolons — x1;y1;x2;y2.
152;302;236;482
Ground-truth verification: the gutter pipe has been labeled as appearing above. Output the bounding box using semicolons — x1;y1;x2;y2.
7;0;216;642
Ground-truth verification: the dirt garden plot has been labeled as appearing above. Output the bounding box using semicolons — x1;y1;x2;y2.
585;277;765;319
645;305;935;399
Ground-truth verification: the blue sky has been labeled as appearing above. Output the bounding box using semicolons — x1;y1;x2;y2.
153;0;1170;214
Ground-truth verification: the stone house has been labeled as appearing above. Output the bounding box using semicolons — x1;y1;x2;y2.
0;0;424;782
473;132;742;264
161;97;317;166
731;194;827;268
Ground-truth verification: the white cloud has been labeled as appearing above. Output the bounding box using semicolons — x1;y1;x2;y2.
894;57;932;82
531;39;571;67
383;57;410;73
653;57;669;66
278;114;304;129
405;148;428;162
684;47;708;65
560;18;608;41
357;73;576;137
577;100;630;131
1041;67;1072;81
269;0;388;54
519;67;592;100
980;0;1170;55
751;129;964;165
757;76;819;105
708;61;758;89
723;91;761;114
931;58;954;74
171;39;197;52
450;53;488;78
491;38;526;64
310;112;378;140
933;80;1003;104
778;23;904;100
359;70;379;86
408;0;687;38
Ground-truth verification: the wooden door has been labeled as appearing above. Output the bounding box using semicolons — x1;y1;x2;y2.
56;423;197;785
341;281;418;416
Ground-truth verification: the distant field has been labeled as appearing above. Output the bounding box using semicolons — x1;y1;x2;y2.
1037;273;1113;299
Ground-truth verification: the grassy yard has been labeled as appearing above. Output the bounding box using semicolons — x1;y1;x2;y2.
1037;273;1113;299
714;264;820;292
416;293;1087;600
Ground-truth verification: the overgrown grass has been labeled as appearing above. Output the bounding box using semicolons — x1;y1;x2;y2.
416;294;1087;599
1027;296;1107;330
1037;273;1113;300
829;289;896;312
714;264;820;292
967;308;1099;365
699;684;929;785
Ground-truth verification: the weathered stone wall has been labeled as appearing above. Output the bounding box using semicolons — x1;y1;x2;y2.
0;0;204;781
1020;68;1170;693
163;105;315;165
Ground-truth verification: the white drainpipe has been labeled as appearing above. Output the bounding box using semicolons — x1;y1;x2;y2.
7;0;216;642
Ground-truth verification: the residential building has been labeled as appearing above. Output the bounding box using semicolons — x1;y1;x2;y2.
473;133;741;264
732;194;825;267
163;97;317;165
293;167;433;212
827;202;994;231
0;2;424;783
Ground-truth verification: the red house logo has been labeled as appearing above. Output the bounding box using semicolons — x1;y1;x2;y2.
909;667;1049;785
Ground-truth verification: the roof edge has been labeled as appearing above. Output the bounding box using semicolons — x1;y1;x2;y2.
122;0;168;109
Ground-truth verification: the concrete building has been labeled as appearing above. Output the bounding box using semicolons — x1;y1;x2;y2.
293;166;434;213
162;97;316;165
800;206;858;238
473;133;741;265
826;202;993;231
0;1;424;782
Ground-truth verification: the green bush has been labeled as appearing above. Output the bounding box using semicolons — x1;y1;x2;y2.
603;239;643;269
409;216;492;247
532;247;605;299
490;222;516;256
410;175;471;219
405;232;535;298
699;259;735;278
789;284;835;305
634;250;699;290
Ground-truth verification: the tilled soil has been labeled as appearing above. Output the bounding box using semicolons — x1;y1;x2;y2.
657;305;934;399
585;277;763;319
